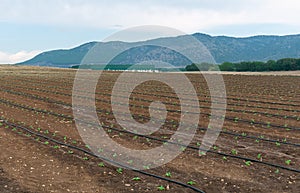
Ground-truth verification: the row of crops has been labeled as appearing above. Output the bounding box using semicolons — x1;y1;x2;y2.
0;69;299;192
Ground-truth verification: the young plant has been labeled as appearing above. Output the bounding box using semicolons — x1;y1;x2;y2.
132;177;141;181
187;181;196;185
165;172;171;177
257;153;262;159
157;185;165;191
68;150;73;154
285;160;291;165
116;168;123;174
245;161;251;166
83;157;89;161
231;149;238;155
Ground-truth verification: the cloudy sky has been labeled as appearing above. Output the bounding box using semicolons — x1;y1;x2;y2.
1;0;300;63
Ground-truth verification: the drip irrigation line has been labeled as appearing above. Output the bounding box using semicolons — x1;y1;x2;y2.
12;82;300;121
0;97;299;148
5;77;300;115
1;87;299;131
2;115;299;175
12;75;300;106
1;118;205;193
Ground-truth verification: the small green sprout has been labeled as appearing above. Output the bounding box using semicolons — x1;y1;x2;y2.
68;150;73;154
285;160;291;165
116;168;123;174
157;185;165;191
245;161;251;166
132;177;141;181
83;157;89;160
187;181;196;185
257;153;262;159
231;149;238;155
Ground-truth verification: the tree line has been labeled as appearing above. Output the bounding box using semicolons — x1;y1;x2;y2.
185;58;300;71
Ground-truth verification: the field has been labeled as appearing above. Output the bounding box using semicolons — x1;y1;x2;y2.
0;66;299;193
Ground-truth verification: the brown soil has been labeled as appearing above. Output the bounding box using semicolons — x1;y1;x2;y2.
0;66;299;193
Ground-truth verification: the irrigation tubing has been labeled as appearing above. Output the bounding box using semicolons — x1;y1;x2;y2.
6;75;300;107
3;78;300;114
1;118;205;193
6;82;300;121
0;97;299;148
2;115;300;174
1;87;299;131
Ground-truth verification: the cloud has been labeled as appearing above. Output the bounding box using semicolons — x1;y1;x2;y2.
0;0;300;34
0;50;40;64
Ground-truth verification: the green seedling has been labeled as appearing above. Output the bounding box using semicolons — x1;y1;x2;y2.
157;185;165;191
285;160;291;165
257;153;262;159
83;157;89;160
231;149;238;155
68;150;73;154
116;168;123;174
187;181;196;185
245;161;251;166
165;172;171;177
132;177;141;181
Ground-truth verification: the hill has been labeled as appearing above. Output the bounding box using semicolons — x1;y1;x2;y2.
18;33;300;68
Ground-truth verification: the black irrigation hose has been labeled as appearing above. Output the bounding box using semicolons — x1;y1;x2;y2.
9;82;300;121
1;97;300;148
3;114;299;174
1;89;300;148
8;71;300;104
10;76;300;110
3;91;300;174
220;129;300;147
1;118;205;193
3;86;300;131
11;74;300;106
4;77;300;111
96;123;300;173
2;94;300;175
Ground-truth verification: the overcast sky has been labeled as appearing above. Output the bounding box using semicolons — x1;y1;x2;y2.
1;0;300;63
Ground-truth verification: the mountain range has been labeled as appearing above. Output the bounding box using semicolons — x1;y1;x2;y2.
19;33;300;68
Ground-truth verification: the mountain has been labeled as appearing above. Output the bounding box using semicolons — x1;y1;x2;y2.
18;33;300;68
18;42;97;68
